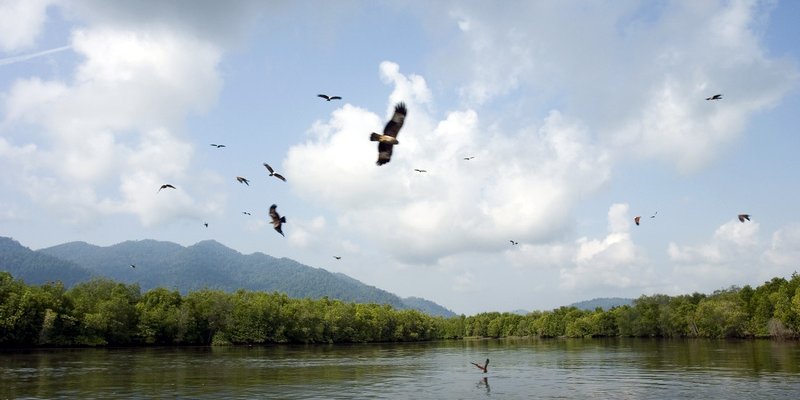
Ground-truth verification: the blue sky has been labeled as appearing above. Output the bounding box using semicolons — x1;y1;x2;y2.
1;0;799;315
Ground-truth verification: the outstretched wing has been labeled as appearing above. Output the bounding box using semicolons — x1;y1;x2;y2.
273;173;286;182
330;96;342;100
317;94;330;100
376;103;407;165
263;163;275;174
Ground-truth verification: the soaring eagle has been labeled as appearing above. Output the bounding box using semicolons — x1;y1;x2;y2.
236;176;250;186
318;94;342;101
471;359;489;373
210;143;226;148
414;169;427;173
510;240;518;245
634;216;641;226
370;102;407;166
738;214;750;223
158;184;176;192
263;163;286;182
269;204;286;237
464;156;475;160
706;94;722;101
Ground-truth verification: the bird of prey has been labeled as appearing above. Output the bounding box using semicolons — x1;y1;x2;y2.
510;240;518;245
706;94;723;101
317;94;342;101
158;184;176;192
471;359;489;373
242;211;252;216
650;211;658;219
370;102;407;166
414;169;427;173
203;222;208;228
263;163;286;182
634;216;641;226
236;176;250;186
738;214;750;223
464;156;475;160
269;204;287;237
130;264;136;269
210;143;226;148
334;256;342;260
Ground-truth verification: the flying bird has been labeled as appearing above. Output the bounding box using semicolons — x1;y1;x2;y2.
158;184;176;192
650;211;658;219
510;240;518;245
242;211;251;216
210;143;226;148
706;94;723;101
236;176;250;186
334;256;342;260
203;222;208;228
370;102;407;166
263;163;286;182
471;359;489;373
738;214;750;223
634;216;641;226
269;204;287;237
130;264;136;269
414;169;427;173
317;94;342;101
464;156;475;160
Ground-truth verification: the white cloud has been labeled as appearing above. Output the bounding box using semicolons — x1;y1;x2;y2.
1;25;224;225
286;62;610;263
0;0;54;52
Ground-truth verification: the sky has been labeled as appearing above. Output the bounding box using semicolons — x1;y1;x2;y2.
1;0;799;315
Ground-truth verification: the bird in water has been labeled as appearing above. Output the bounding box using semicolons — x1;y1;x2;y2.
263;163;286;182
269;204;287;237
705;94;723;101
471;359;489;373
236;176;250;186
158;184;176;193
738;214;750;223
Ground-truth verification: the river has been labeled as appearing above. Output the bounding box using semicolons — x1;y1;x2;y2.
2;338;799;399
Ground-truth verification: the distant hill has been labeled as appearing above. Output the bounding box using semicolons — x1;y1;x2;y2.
569;297;634;311
20;237;455;317
0;237;93;286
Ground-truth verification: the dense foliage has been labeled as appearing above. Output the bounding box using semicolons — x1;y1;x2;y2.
2;272;799;347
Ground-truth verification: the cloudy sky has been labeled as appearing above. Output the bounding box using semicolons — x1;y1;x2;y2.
1;0;799;315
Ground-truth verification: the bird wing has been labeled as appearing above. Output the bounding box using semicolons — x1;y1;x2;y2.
273;173;286;182
382;102;407;139
263;163;275;174
269;204;280;222
330;96;342;100
317;94;329;100
634;216;641;225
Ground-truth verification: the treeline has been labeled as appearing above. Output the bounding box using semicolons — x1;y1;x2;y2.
2;271;799;347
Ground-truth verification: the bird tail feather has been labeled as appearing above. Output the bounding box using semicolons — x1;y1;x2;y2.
370;132;381;141
280;216;286;223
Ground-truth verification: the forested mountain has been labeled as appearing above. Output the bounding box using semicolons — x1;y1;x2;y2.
0;237;92;286
21;237;454;317
570;297;634;311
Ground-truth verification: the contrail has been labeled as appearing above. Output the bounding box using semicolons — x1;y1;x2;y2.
0;45;71;66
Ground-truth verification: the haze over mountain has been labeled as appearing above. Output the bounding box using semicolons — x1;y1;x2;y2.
569;297;634;311
0;236;454;317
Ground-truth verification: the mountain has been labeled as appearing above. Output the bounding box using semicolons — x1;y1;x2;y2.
569;297;634;311
0;237;93;286
30;237;455;317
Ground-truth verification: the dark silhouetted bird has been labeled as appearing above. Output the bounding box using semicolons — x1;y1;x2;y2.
210;143;226;148
510;240;518;245
464;156;475;160
263;163;286;182
471;359;489;373
318;94;342;101
334;256;342;260
242;211;251;216
130;264;136;269
738;214;750;223
158;184;176;192
634;216;641;226
203;222;208;228
650;211;658;219
706;94;723;101
269;204;286;237
236;176;250;186
414;169;427;173
370;102;407;166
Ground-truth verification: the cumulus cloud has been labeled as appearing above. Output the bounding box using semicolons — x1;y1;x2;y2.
1;23;224;225
286;62;610;263
438;1;798;172
0;0;54;52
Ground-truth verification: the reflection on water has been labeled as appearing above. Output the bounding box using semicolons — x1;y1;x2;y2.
1;338;799;399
